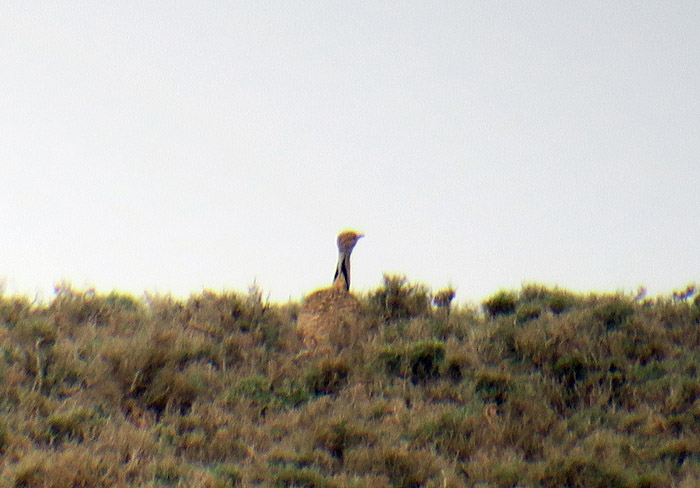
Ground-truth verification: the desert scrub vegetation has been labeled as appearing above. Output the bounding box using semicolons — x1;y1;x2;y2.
0;278;698;487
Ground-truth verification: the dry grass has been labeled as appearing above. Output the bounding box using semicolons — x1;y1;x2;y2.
0;279;698;487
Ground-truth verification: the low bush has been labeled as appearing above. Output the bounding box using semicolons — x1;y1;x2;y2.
483;290;518;318
369;274;431;322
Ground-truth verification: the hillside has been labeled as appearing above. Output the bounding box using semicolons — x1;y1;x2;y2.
0;277;698;487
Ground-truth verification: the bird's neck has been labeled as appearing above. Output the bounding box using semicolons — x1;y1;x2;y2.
333;251;351;291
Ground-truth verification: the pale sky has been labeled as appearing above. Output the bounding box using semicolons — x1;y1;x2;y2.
1;2;699;304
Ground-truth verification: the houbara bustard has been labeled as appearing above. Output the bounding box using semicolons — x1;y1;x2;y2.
297;231;364;350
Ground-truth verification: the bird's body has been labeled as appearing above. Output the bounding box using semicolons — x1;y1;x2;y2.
297;231;363;349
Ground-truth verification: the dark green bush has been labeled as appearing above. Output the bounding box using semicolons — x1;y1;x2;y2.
443;355;469;383
408;407;476;461
375;341;445;384
549;289;577;315
516;303;541;323
474;371;512;405
104;291;144;313
45;408;95;444
381;449;436;488
656;438;700;466
483;290;517;318
594;296;635;330
407;340;445;384
433;288;456;310
215;464;242;487
0;295;33;326
377;347;404;377
230;375;309;411
154;457;184;484
185;287;270;335
552;355;589;391
520;283;551;303
306;360;350;395
313;420;373;461
369;274;431;322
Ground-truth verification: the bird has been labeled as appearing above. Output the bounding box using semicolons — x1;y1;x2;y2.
297;230;364;350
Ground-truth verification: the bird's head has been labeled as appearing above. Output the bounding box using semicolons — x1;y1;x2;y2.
337;231;364;254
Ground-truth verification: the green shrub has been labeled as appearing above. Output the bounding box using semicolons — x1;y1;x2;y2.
232;375;272;401
11;453;47;487
230;375;309;411
501;386;557;460
214;464;242;487
369;274;431;322
154;456;184;484
594;296;635;330
551;355;589;389
493;463;521;487
433;288;456;310
550;355;591;410
489;319;519;358
656;438;700;466
512;319;556;367
375;341;446;384
549;289;576;314
0;295;33;326
377;347;404;377
313;420;374;461
45;407;96;445
443;354;470;383
483;291;517;318
474;371;512;406
185;288;269;335
407;341;445;384
13;317;56;347
516;303;541;323
520;283;551;303
103;291;143;312
314;421;351;460
408;407;476;460
381;449;436;488
306;360;350;395
141;364;209;415
49;283;104;325
616;320;669;364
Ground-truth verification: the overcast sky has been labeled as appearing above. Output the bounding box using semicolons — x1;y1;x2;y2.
1;2;698;304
